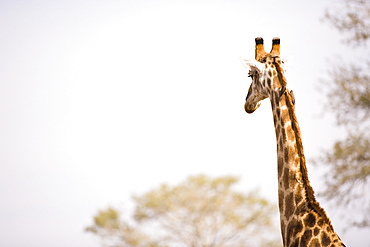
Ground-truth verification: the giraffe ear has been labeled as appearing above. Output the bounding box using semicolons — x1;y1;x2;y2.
240;57;264;72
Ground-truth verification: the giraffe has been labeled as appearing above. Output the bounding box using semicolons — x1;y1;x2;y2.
241;37;346;247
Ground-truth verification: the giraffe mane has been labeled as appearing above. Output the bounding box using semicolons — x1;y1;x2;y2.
273;60;336;232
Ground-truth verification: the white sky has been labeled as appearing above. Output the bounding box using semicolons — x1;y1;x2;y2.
0;0;368;246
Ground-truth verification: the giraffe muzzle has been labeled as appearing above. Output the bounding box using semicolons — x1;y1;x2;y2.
244;101;261;114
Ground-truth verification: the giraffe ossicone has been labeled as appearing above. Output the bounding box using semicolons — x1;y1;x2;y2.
241;37;346;247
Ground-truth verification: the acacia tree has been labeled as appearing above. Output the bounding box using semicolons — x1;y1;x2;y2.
315;0;370;228
85;207;160;247
86;175;281;247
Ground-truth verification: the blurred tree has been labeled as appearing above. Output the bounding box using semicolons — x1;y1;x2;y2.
324;0;370;45
315;0;370;228
86;175;281;247
85;207;161;247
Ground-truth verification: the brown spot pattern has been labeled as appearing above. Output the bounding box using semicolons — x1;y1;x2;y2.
279;132;283;149
275;92;280;105
321;231;331;247
278;157;284;176
278;189;285;212
286;220;303;245
310;238;321;247
295;202;306;215
304;213;316;228
284;193;294;219
294;190;303;205
276;107;281;118
284;148;289;163
317;219;324;227
300;230;313;246
283;168;290;189
273;114;278;126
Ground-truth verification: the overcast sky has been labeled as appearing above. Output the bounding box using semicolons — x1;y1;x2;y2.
0;0;368;246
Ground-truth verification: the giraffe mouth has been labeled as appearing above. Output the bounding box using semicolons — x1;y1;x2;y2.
244;102;261;114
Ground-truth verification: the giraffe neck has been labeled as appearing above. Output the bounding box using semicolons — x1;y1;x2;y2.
269;90;345;247
270;90;316;221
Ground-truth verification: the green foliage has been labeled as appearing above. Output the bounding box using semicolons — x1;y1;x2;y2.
323;63;370;126
85;208;161;247
89;208;121;232
86;175;281;247
316;0;370;228
324;0;370;45
319;135;370;201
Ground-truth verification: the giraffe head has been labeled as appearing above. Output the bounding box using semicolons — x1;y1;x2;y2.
241;37;286;113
